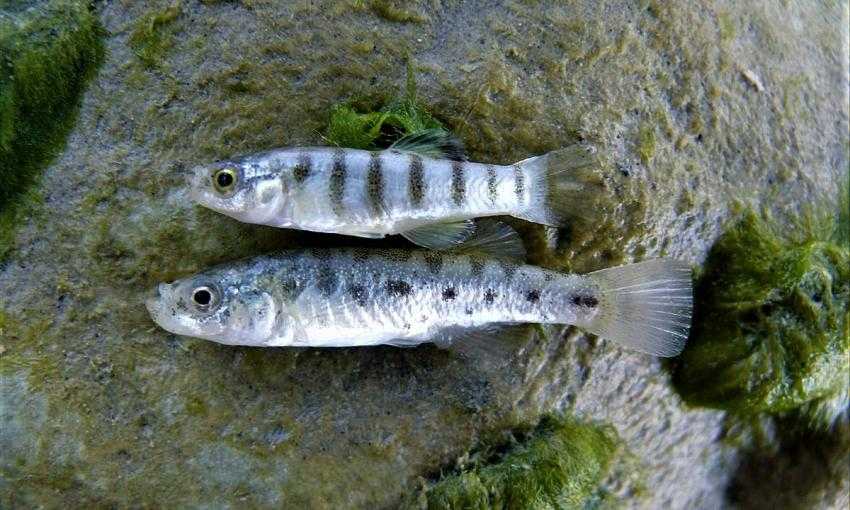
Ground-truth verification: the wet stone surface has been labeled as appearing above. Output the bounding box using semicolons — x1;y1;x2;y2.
1;0;847;508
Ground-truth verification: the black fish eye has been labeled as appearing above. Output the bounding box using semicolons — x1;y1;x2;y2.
213;168;237;193
191;286;218;310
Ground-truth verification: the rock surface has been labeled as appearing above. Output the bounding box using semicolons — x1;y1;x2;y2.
1;0;847;508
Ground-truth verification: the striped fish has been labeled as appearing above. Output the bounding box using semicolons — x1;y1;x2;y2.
146;246;693;357
188;131;594;249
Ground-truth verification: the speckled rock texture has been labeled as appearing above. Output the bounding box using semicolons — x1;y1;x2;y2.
1;1;847;508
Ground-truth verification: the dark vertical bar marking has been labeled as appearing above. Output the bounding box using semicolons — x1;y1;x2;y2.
408;155;425;208
487;165;498;205
513;164;525;205
293;152;312;184
348;284;369;307
451;161;466;207
367;152;384;216
330;149;347;216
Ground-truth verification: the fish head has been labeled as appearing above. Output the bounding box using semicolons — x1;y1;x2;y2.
146;268;280;346
188;159;286;225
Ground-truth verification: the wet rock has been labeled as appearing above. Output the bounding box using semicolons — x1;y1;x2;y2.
1;0;846;507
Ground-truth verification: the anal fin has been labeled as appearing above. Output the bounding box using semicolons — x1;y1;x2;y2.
433;323;531;362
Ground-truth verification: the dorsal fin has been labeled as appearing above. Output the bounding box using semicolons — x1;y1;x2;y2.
389;129;467;161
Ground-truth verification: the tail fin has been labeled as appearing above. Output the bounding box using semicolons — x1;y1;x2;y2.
514;143;600;226
584;259;693;357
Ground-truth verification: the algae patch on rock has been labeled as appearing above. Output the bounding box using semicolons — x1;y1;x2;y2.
0;0;104;258
127;1;181;68
410;415;620;509
326;99;444;150
673;209;849;427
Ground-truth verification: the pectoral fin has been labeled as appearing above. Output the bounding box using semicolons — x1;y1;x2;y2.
401;219;477;250
451;218;526;262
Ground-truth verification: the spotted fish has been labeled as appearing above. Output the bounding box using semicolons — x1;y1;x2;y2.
187;131;595;249
146;246;693;357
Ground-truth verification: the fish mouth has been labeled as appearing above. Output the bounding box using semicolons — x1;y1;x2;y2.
186;166;208;202
145;283;169;325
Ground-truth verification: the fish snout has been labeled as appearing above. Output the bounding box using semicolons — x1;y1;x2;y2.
186;166;208;197
145;283;171;318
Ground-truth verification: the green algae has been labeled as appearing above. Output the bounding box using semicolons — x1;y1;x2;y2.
673;208;850;427
325;63;444;150
326;99;444;150
410;415;620;509
127;1;182;68
368;0;427;24
637;122;656;164
0;0;104;258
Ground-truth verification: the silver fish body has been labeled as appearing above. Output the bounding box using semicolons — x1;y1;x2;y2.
191;147;532;234
188;143;594;244
146;249;693;357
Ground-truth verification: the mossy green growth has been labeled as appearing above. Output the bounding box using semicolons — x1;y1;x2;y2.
368;0;427;24
637;123;656;164
0;1;104;258
411;415;619;509
673;208;850;427
128;1;182;68
325;98;444;150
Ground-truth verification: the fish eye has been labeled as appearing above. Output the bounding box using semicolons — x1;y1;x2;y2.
191;285;219;310
213;168;238;193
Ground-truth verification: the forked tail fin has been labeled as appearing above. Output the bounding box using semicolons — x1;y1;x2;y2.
513;143;599;226
584;259;693;357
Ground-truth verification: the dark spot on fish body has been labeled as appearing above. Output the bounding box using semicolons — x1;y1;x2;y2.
423;252;443;273
367;152;384;216
451;161;466;206
487;165;498;204
408;155;425;207
484;289;497;304
348;284;368;307
570;294;599;308
385;279;413;296
293;152;312;183
526;289;540;303
318;266;339;297
442;287;457;300
330;149;347;216
513;164;525;204
499;260;519;280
